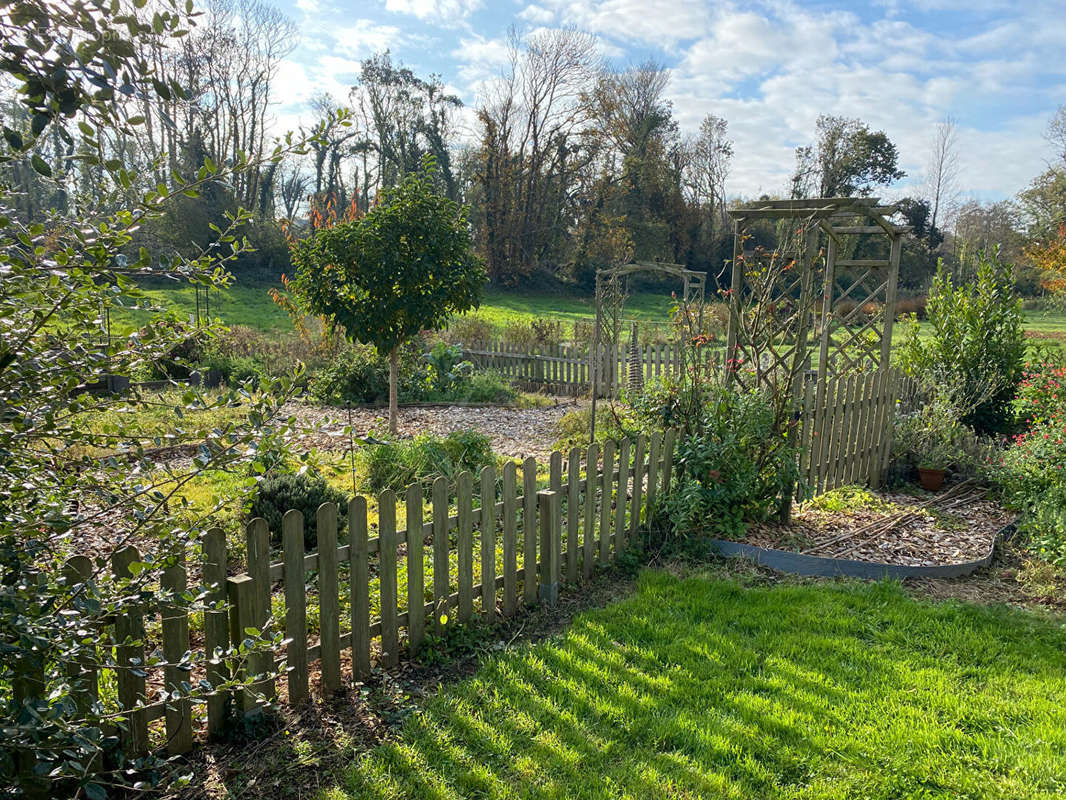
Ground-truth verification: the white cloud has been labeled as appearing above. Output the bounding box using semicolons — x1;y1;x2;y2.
318;20;406;58
384;0;482;21
452;34;512;86
518;4;555;24
660;0;1063;200
539;0;711;48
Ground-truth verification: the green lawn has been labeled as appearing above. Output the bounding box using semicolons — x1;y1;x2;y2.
112;276;1066;348
109;277;679;336
331;568;1066;800
109;279;294;335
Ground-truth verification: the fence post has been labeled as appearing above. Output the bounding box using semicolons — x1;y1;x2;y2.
583;441;599;579
226;574;259;713
502;463;518;616
161;549;193;755
406;484;426;652
63;556;97;716
538;491;561;606
244;518;274;701
566;447;581;584
202;528;229;737
480;464;497;620
317;502;341;693
350;496;371;679
456;475;474;624
599;439;615;566
522;457;538;605
282;510;308;704
378;491;399;669
112;546;148;756
432;476;450;629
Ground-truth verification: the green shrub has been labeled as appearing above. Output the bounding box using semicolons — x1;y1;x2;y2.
251;471;349;550
664;386;798;539
461;370;516;403
503;318;564;350
1018;487;1066;567
359;430;497;495
897;250;1025;434
553;405;635;452
424;341;472;393
447;314;497;348
993;352;1066;566
310;344;388;404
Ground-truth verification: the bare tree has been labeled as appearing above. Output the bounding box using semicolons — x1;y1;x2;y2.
275;159;310;221
592;60;674;159
476;26;600;282
686;114;733;225
1046;104;1066;166
923;115;961;232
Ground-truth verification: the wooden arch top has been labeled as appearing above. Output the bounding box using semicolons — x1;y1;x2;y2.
595;260;706;282
729;197;911;237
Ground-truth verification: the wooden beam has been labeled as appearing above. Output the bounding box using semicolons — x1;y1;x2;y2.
732;207;840;220
881;234;902;367
830;225;892;235
734;197;879;209
836;259;890;268
818;219;843;245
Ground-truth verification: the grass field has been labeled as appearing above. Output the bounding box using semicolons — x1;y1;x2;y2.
112;276;1066;346
108;278;676;336
331;567;1066;800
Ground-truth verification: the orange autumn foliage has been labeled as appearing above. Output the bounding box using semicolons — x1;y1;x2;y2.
1028;223;1066;294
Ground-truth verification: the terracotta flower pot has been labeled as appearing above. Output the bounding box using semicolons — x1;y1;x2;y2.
918;467;945;492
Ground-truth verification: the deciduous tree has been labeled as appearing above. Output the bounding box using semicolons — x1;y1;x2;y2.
289;159;485;431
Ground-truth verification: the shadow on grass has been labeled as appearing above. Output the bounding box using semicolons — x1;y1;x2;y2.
336;569;1066;800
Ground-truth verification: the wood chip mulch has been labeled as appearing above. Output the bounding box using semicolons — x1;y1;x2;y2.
739;486;1014;567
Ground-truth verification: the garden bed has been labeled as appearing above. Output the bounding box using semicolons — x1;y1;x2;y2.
726;484;1013;571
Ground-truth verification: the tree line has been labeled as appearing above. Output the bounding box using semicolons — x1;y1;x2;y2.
2;6;1064;297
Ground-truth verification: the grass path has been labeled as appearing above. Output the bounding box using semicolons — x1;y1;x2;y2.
331;568;1066;800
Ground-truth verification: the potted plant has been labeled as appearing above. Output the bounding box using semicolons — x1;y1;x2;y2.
916;440;956;491
892;395;965;492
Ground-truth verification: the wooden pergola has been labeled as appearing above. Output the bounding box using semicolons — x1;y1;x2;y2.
588;260;706;440
725;196;909;387
724;197;909;517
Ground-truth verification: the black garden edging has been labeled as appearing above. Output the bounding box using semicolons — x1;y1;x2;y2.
709;520;1018;580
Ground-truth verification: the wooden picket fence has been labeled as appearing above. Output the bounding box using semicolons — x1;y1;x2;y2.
797;367;913;496
464;340;719;397
51;367;913;764
66;430;678;758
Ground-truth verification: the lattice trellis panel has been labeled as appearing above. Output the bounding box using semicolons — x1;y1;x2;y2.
725;231;822;393
727;198;906;392
590;261;705;399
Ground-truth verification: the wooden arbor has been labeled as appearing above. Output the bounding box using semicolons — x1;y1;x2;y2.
725;197;907;388
724;198;908;510
590;261;705;396
588;261;705;440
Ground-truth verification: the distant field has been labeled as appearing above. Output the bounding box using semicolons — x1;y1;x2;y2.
111;276;1066;348
109;277;676;336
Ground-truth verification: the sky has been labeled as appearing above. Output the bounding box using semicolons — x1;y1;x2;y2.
269;0;1066;203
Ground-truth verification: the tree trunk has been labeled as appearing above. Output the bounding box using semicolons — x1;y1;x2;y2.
388;346;399;434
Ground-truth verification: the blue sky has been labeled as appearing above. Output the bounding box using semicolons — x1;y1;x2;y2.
270;0;1066;202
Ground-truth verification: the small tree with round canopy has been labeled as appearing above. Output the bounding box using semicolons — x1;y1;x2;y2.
289;159;485;431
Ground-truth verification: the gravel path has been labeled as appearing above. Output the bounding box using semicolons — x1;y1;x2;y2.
283;399;585;463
